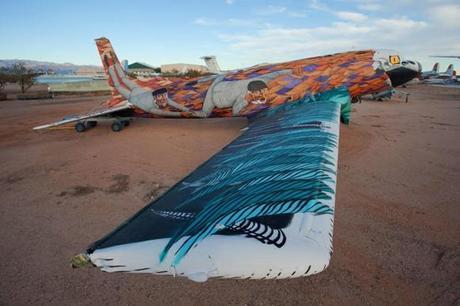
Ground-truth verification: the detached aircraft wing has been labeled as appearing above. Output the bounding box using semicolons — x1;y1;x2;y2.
33;101;132;130
74;88;349;282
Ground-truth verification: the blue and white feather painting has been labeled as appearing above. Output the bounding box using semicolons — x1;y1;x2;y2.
87;88;346;268
160;91;344;265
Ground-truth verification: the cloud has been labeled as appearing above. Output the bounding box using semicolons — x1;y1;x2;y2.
308;0;329;11
194;18;218;26
357;3;382;11
254;4;307;18
194;17;267;28
373;16;427;30
196;0;460;69
255;5;287;15
217;15;434;67
225;0;234;4
336;11;368;22
288;11;308;18
429;4;460;27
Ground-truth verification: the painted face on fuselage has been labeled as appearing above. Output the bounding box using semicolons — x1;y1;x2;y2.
152;88;168;108
246;80;268;105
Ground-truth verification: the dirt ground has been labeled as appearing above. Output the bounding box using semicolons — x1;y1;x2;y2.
0;84;459;305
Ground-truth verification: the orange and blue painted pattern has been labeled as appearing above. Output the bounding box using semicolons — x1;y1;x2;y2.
95;37;389;118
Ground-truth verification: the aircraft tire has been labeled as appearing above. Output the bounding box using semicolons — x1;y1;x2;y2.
122;120;130;127
111;121;123;132
75;122;86;133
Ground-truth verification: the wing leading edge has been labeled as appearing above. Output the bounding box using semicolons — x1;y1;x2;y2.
79;88;348;281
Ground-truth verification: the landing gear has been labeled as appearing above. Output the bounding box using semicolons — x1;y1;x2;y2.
87;121;97;128
111;120;131;132
75;122;86;133
74;118;132;133
111;120;123;132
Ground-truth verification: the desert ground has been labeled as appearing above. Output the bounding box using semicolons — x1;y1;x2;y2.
0;84;459;305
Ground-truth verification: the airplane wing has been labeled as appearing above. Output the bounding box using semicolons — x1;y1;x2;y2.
76;88;348;282
33;101;132;130
430;55;460;59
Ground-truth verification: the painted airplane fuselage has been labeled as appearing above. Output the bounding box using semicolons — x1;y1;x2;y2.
96;38;403;119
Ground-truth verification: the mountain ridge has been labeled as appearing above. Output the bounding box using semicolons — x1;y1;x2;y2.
0;59;102;74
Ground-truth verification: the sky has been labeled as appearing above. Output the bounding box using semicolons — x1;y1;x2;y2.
0;0;459;71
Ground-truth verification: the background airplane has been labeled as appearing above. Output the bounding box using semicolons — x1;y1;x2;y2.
422;56;460;84
420;62;439;79
422;63;458;85
430;55;460;59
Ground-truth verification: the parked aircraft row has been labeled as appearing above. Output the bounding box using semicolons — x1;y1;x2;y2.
421;56;459;85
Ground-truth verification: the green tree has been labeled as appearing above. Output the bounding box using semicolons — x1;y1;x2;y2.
0;68;15;94
183;69;207;78
11;62;37;93
127;72;138;79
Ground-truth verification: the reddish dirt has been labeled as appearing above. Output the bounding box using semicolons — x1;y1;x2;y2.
0;84;459;305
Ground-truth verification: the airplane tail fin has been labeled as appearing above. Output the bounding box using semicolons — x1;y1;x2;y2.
201;56;221;73
433;62;439;74
445;64;454;76
95;37;129;101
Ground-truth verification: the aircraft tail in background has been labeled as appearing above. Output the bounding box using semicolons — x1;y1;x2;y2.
201;55;221;73
432;62;439;74
445;64;454;76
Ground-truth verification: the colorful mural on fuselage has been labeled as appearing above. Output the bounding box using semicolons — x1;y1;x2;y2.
95;37;390;118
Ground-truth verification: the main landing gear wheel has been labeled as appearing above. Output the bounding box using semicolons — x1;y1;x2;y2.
75;122;86;133
111;121;123;132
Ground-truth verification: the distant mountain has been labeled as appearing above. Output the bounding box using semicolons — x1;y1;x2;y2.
0;59;102;74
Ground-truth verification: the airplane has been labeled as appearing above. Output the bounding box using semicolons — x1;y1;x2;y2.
438;64;455;78
420;62;439;79
201;55;221;74
430;55;460;59
34;38;421;132
41;38;421;282
424;55;460;83
422;63;458;85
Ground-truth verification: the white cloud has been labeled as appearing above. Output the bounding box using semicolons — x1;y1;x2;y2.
194;17;267;28
373;16;427;30
255;5;308;18
196;0;460;69
225;0;234;4
255;5;287;15
429;4;460;27
357;3;383;11
217;15;438;67
288;11;308;18
194;18;218;26
308;0;329;11
336;11;368;22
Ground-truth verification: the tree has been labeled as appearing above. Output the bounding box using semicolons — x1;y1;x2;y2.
11;62;37;93
127;72;138;79
0;68;15;94
183;69;208;78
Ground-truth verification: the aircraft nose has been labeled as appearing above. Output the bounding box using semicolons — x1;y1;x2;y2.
386;60;421;87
